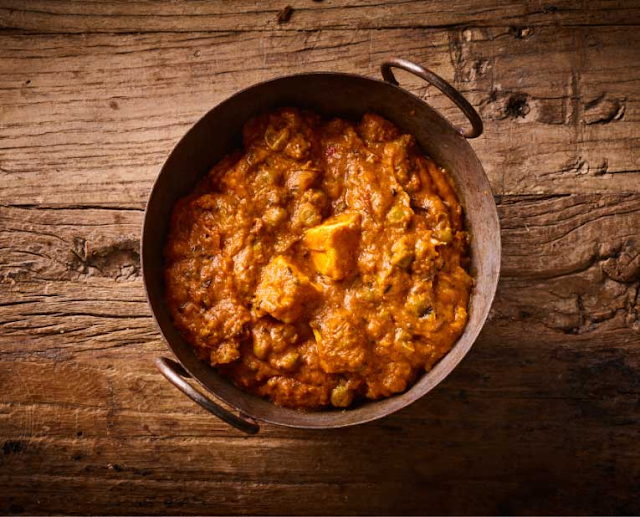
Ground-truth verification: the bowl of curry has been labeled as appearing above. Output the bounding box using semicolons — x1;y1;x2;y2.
143;58;501;433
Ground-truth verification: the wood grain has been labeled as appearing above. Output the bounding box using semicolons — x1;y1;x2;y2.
2;0;640;33
1;25;638;206
1;194;639;514
2;1;640;514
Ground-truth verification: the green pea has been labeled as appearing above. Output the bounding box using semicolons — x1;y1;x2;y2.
278;351;300;371
253;338;270;360
330;384;354;407
263;206;287;227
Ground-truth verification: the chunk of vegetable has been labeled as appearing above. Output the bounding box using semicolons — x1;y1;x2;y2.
286;168;318;192
264;125;290;151
311;309;369;374
275;350;300;371
303;212;361;281
254;256;319;323
210;340;241;365
406;281;434;318
385;201;413;227
252;336;270;360
291;189;327;231
390;236;415;269
294;203;322;229
263;206;288;228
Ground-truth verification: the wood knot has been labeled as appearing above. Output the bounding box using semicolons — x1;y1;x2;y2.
556;157;609;177
583;93;626;125
505;94;530;118
277;5;293;23
68;237;140;281
480;91;530;120
601;240;640;283
3;440;26;455
509;26;533;39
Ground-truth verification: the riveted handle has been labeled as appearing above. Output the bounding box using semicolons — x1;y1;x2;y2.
156;357;260;435
381;58;483;139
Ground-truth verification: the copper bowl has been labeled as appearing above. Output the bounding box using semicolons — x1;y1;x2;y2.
142;58;501;434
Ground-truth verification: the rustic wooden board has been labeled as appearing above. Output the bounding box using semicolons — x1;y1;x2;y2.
2;0;640;33
1;25;638;206
1;0;640;514
1;193;639;514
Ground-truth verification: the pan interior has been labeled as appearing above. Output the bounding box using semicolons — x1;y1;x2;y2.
142;73;501;428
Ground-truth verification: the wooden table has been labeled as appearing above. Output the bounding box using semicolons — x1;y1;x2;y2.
1;1;639;514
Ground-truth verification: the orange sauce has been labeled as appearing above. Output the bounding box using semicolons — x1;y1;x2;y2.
164;108;472;409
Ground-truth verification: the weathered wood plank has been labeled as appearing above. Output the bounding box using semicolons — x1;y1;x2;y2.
2;8;640;514
1;335;639;514
1;0;639;34
1;411;637;516
1;26;638;206
1;192;639;514
5;477;632;516
1;346;639;514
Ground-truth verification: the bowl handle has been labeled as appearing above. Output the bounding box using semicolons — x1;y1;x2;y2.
380;58;483;139
155;357;260;435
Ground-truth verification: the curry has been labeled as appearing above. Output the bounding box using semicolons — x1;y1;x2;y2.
164;108;472;409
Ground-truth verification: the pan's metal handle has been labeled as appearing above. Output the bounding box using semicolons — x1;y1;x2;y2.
155;357;260;435
381;58;483;139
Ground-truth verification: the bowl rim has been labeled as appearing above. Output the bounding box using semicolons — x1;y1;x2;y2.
141;69;502;429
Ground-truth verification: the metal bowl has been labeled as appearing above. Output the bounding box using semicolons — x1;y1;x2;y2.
142;58;501;434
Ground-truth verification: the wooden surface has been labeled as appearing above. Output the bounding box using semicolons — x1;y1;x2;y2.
1;1;640;514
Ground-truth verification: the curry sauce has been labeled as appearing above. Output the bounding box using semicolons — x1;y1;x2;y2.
164;108;472;409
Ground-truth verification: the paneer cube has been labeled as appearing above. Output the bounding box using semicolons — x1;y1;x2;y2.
254;256;319;323
302;212;361;281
